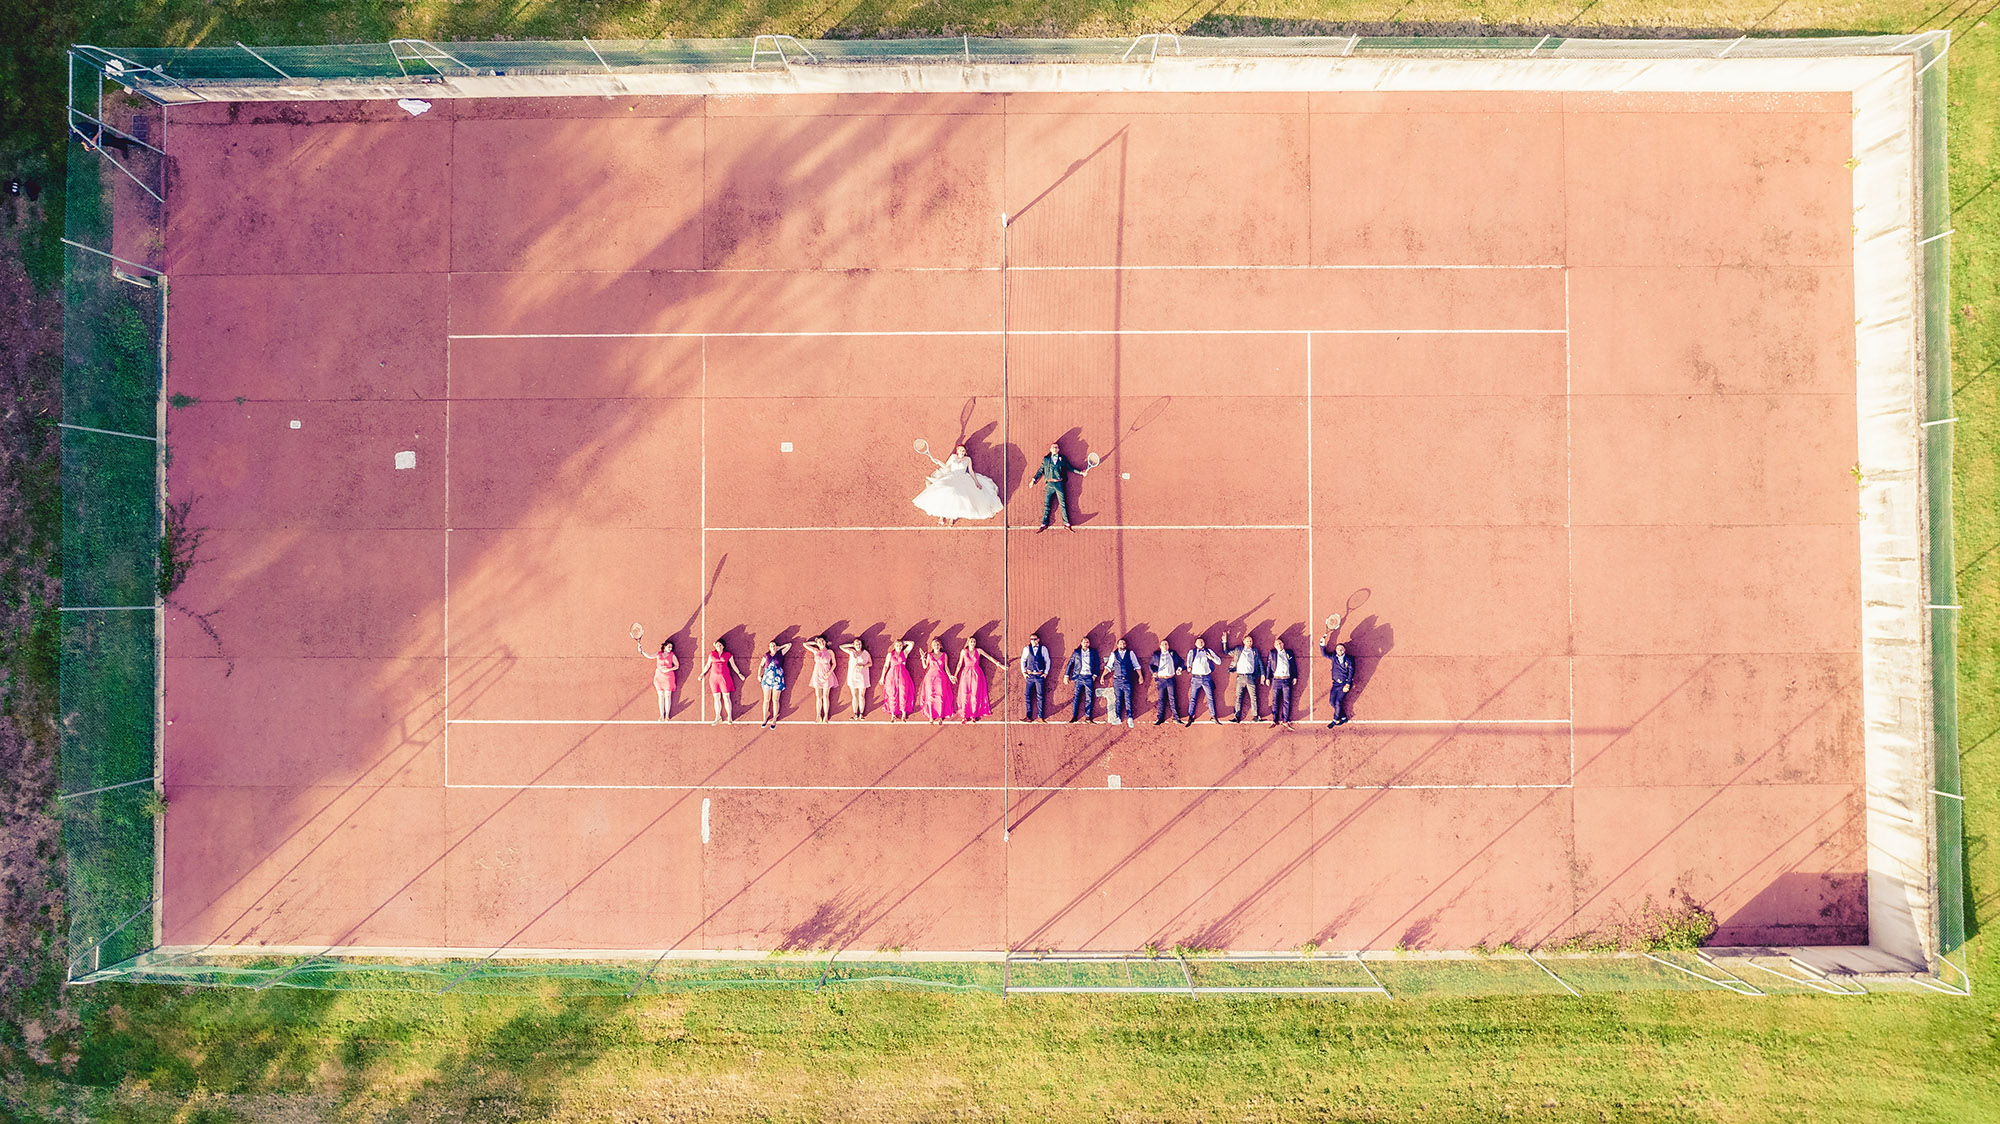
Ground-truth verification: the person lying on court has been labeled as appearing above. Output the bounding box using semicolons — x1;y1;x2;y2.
1064;638;1101;722
1266;638;1300;728
1031;440;1095;533
1149;640;1182;725
1101;637;1145;728
756;640;792;728
1183;636;1226;725
1321;630;1356;727
1020;632;1053;721
1223;632;1266;723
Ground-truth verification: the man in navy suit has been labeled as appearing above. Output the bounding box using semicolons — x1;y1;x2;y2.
1065;639;1101;723
1148;641;1182;725
1322;632;1356;727
1183;637;1226;726
1103;638;1144;728
1266;639;1299;728
1020;632;1052;721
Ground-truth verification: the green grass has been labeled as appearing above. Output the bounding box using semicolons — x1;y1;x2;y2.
2;1;1998;1121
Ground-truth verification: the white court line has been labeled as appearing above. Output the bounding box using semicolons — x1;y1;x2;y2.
709;523;1311;532
452;329;1567;340
1564;268;1576;783
444;717;1571;726
1306;332;1315;723
440;783;1575;792
448;264;1569;275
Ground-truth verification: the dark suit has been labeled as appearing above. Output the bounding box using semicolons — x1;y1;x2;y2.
1064;646;1100;721
1324;644;1356;724
1106;649;1143;722
1031;453;1084;528
1267;646;1298;724
1020;643;1051;720
1150;650;1181;723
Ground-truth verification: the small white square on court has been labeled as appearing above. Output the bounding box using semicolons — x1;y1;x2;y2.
780;441;793;453
394;451;417;470
289;420;301;430
1107;774;1121;789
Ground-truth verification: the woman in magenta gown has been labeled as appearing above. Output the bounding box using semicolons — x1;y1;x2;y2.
954;638;1003;723
917;638;957;725
879;640;917;721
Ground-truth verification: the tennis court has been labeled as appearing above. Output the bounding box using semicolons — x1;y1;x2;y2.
139;55;1925;961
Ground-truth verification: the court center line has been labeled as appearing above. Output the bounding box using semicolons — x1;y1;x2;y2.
1306;331;1315;723
451;329;1568;339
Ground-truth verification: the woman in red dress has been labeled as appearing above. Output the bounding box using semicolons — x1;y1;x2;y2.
917;638;957;725
639;637;679;720
703;639;743;725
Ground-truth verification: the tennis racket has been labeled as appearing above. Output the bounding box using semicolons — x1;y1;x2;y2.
1324;614;1342;633
913;438;930;456
1085;452;1102;470
630;622;645;641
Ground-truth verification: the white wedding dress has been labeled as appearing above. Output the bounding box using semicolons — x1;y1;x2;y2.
913;453;1004;521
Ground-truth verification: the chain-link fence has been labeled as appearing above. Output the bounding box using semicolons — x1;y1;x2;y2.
58;71;167;980
72;32;1952;94
60;31;1961;994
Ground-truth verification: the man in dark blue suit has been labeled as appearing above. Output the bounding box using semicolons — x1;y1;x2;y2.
1020;632;1052;721
1103;638;1144;728
1322;632;1355;727
1148;641;1182;725
1065;639;1101;722
1266;638;1300;728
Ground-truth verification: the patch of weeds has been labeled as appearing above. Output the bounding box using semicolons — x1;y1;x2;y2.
166;392;197;409
140;791;167;819
1296;940;1320;958
157;497;201;600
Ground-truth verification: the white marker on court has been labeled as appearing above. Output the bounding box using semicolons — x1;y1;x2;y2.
701;797;711;843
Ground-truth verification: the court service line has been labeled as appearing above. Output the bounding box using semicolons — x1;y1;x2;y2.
451;329;1568;340
442;717;1573;726
712;524;1320;532
439;782;1576;792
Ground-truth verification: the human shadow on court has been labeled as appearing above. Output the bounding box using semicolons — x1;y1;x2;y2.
1344;614;1395;708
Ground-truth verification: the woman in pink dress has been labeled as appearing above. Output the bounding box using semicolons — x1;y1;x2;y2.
917;638;957;725
953;638;1004;723
803;635;838;724
879;640;917;721
703;639;742;724
639;637;679;720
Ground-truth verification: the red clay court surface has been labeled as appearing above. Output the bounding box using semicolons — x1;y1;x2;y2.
156;89;1866;956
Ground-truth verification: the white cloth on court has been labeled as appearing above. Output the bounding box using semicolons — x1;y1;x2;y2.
912;453;1003;521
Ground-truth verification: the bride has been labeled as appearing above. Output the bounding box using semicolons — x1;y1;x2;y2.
913;443;1004;525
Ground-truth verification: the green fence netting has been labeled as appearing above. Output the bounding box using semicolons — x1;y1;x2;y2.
73;32;1951;90
60;72;164;981
61;31;1962;995
1914;33;1965;977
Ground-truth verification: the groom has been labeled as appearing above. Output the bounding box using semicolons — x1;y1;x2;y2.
1031;440;1091;533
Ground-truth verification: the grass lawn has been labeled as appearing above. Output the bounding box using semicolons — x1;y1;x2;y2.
1;3;1996;1121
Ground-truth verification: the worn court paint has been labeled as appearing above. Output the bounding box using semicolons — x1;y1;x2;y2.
154;50;1930;967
